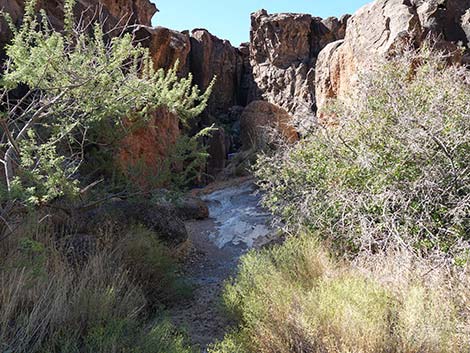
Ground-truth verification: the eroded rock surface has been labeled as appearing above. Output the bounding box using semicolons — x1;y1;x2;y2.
190;29;245;117
315;0;470;115
0;0;156;54
4;0;470;182
249;10;348;122
138;26;191;77
240;100;299;150
118;107;181;189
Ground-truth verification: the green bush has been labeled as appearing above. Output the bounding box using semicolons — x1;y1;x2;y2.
121;126;215;191
0;0;213;207
255;48;470;258
210;234;470;353
118;226;192;307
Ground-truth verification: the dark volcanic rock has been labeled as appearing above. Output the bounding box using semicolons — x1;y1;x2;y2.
206;127;228;177
249;9;348;122
174;196;210;221
0;0;157;57
79;200;189;246
190;29;244;117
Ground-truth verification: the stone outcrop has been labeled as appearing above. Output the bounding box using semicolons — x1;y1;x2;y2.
0;0;156;54
79;199;189;246
240;101;299;150
190;29;245;117
206;127;228;177
5;0;469;182
315;0;470;114
123;26;250;179
0;0;22;58
173;196;209;220
248;10;349;122
138;26;191;77
118;107;181;188
188;29;248;176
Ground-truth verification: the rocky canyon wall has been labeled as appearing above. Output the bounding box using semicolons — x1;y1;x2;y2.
315;0;470;115
248;10;349;125
1;0;469;182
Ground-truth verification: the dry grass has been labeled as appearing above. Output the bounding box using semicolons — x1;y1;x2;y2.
0;214;193;353
356;250;470;352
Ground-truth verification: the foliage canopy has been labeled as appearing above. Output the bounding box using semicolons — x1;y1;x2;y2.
0;0;213;207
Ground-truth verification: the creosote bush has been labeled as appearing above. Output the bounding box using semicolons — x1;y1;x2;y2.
255;48;470;258
210;233;470;353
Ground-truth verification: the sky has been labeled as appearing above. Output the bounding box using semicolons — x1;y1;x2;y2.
151;0;371;46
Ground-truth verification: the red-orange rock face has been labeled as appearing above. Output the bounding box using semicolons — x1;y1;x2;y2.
118;107;181;189
143;26;191;77
120;26;193;187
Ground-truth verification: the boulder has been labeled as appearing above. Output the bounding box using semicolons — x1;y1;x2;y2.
78;199;189;246
315;0;470;115
137;26;191;77
240;100;298;150
411;0;470;44
174;196;209;221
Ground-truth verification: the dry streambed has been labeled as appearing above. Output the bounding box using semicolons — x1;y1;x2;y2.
168;178;275;350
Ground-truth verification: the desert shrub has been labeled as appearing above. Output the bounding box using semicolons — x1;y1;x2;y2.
210;234;470;353
118;225;191;307
0;0;212;209
255;48;470;257
0;219;193;352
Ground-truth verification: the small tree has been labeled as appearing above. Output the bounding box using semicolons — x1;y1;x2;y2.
0;0;212;212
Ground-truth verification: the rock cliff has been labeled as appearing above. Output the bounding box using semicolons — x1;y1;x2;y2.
315;0;470;115
2;0;469;182
248;10;348;123
0;0;156;54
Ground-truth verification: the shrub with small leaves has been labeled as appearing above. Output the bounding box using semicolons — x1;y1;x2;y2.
255;47;470;258
0;0;213;207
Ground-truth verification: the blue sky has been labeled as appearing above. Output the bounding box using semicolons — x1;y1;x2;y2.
151;0;371;46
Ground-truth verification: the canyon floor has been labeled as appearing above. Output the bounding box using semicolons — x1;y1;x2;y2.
168;178;276;351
